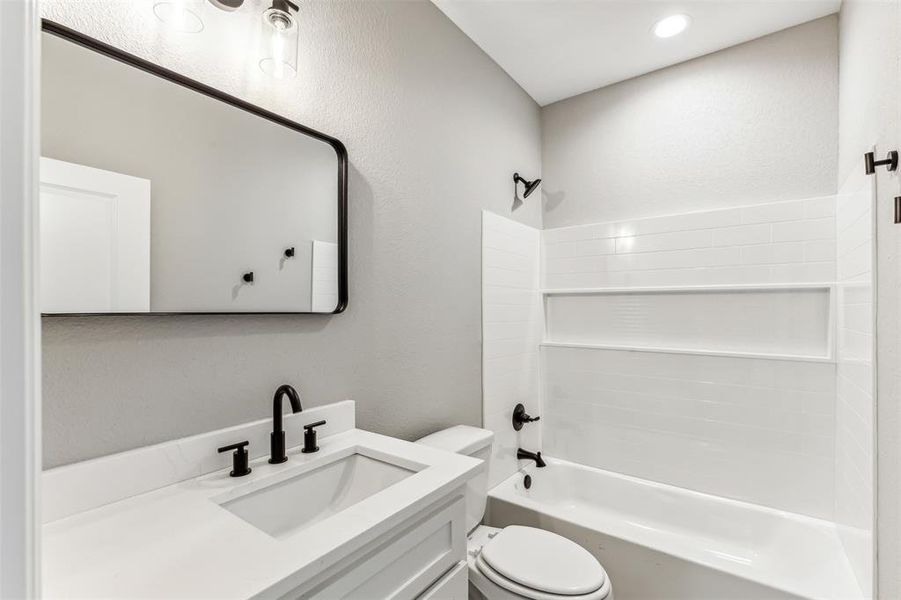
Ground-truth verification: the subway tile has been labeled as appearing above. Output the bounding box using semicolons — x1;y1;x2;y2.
836;189;871;232
768;261;835;283
840;302;873;335
837;241;872;281
615;229;713;254
772;217;836;242
621;207;743;236
804;196;836;219
804;240;837;263
741;200;806;224
542;224;596;244
576;238;617;256
837;210;872;256
740;242;805;265
543;241;581;259
711;223;772;247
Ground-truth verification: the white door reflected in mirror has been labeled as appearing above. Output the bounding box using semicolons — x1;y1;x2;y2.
40;157;151;314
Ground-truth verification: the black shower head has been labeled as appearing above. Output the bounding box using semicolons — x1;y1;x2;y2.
514;173;542;199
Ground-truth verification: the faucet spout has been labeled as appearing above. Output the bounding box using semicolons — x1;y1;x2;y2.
517;448;546;468
270;384;303;464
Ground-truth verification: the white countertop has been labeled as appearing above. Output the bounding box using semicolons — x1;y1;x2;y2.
43;428;481;599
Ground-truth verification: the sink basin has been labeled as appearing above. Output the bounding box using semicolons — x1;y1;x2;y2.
218;450;417;539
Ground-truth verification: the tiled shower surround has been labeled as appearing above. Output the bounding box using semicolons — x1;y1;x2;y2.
538;195;840;519
542;195;836;289
834;170;875;596
483;192;872;556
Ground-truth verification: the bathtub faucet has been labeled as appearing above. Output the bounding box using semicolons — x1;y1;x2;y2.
517;448;547;468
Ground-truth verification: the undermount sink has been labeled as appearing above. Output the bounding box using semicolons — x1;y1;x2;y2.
218;450;418;539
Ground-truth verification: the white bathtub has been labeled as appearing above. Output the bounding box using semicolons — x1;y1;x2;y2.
485;458;864;600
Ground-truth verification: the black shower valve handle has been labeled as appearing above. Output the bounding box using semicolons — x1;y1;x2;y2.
512;403;540;431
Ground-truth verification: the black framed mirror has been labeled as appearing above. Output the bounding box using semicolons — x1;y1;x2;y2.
40;20;347;315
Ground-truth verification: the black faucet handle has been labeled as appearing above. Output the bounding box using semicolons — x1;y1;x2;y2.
512;403;540;431
302;420;327;454
218;441;252;477
218;441;249;453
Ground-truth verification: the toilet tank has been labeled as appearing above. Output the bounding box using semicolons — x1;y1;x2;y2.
416;425;494;533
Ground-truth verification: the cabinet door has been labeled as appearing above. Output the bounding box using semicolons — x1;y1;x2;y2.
418;562;467;600
281;494;466;600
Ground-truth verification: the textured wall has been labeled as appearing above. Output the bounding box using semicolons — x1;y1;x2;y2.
837;2;901;598
540;16;839;228
40;0;541;467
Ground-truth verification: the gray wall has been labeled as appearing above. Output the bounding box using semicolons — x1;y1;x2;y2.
540;16;839;228
41;0;542;467
837;2;901;598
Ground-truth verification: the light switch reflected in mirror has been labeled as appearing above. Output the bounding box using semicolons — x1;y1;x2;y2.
39;24;347;315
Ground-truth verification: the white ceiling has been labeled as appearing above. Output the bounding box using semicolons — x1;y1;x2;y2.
432;0;841;106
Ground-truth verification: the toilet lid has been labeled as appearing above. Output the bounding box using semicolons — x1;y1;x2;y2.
479;526;606;596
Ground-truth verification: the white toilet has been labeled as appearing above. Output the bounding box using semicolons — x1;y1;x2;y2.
417;426;613;600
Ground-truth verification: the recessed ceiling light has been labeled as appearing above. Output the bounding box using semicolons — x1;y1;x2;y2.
653;14;691;39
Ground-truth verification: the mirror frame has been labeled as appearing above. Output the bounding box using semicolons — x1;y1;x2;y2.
41;20;348;316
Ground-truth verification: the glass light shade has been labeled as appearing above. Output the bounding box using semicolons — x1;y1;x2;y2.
153;0;205;33
259;7;299;79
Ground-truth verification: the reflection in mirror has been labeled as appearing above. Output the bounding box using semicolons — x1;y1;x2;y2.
40;26;346;314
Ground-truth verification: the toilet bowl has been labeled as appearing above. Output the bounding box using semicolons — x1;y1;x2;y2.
417;426;613;600
467;525;612;600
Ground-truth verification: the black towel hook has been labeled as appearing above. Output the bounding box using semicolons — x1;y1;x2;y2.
864;150;898;175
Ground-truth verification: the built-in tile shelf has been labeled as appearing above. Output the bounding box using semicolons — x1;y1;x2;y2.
541;283;835;363
540;282;835;295
540;341;835;364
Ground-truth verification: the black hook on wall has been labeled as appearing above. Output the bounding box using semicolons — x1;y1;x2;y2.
242;272;254;284
284;247;295;259
864;150;898;175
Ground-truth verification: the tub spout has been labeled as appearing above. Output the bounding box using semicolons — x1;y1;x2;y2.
517;448;546;468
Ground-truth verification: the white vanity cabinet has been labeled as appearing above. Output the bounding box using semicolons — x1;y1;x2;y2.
43;404;482;600
275;494;467;600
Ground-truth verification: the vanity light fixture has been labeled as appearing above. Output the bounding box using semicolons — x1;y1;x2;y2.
653;14;691;38
208;0;244;11
260;0;300;79
151;0;247;34
153;0;206;33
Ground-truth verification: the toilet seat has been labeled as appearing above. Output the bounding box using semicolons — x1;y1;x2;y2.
476;554;612;600
473;525;610;600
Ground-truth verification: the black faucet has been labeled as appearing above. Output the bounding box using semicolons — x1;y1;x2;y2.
269;384;303;464
517;448;547;468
